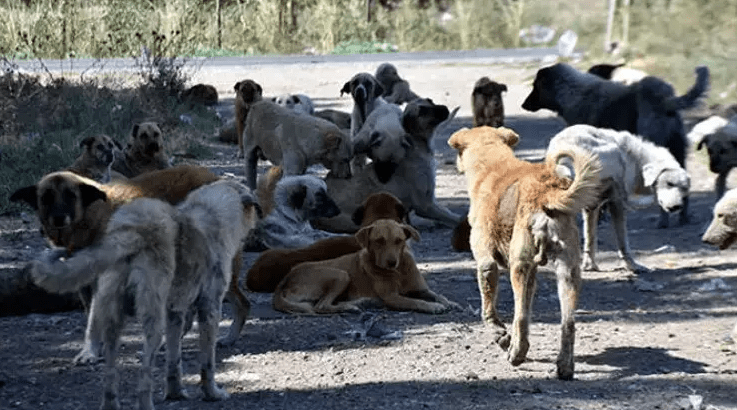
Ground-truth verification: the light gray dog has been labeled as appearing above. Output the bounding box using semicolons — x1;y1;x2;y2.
29;180;261;410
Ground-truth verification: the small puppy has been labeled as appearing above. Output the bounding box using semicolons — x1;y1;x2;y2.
234;79;264;158
111;121;170;178
449;126;602;380
272;93;315;115
181;83;219;106
375;63;420;105
273;219;456;314
472;77;507;127
351;102;409;177
246;191;408;293
341;72;386;137
250;169;342;250
66;134;123;183
28;180;260;410
697;117;737;199
242;100;352;189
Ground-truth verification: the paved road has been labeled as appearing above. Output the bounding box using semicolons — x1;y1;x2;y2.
10;47;565;73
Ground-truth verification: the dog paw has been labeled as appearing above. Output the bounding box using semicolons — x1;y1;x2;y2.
555;359;575;381
73;348;103;366
581;257;599;272
446;300;463;311
202;385;230;401
165;388;192;401
506;338;530;367
496;332;511;351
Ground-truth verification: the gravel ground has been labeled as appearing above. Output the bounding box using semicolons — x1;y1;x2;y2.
1;57;736;410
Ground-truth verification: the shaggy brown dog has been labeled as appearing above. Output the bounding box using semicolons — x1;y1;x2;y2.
246;191;407;293
182;83;219;106
472;77;507;127
66;134;123;183
272;219;456;314
234;79;264;157
448;126;601;380
10;165;252;350
111;122;170;178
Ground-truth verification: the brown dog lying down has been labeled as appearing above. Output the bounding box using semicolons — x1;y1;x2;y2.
246;191;408;293
9;165;252;353
448;126;601;380
273;219;457;314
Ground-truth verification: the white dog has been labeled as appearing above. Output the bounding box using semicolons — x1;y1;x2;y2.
271;93;315;115
547;124;690;273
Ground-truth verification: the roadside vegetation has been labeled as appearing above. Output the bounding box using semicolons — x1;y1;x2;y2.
0;0;734;214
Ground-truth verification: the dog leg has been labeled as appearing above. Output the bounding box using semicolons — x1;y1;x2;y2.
610;199;649;273
196;296;230;401
581;207;601;271
414;201;462;227
164;310;191;401
656;208;670;229
506;228;538;367
678;195;690;225
219;253;250;347
716;172;729;200
553;226;582;381
74;295;105;365
474;257;507;345
313;269;361;314
136;274;167;410
98;297;125;410
245;149;259;189
382;293;447;314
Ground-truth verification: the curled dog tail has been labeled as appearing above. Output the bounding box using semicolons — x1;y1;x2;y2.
544;149;602;215
256;166;284;216
669;66;710;111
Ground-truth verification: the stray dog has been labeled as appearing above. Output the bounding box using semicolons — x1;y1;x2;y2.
314;108;352;130
696;116;737;199
28;179;260;410
273;219;456;314
234;79;264;158
351;102;409;176
701;187;737;341
522;63;709;227
548;125;690;273
249;167;342;249
182;83;219;106
66;134;123;183
448;125;602;380
375;63;420;105
587;63;648;85
10;165;253;354
111;121;170;178
242;100;352;189
318;98;461;233
472;77;507;127
272;93;315;115
246;191;408;293
341;72;386;137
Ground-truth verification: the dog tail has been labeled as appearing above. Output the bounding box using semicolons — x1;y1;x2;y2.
669;66;710;111
544;149;602;214
257;166;283;216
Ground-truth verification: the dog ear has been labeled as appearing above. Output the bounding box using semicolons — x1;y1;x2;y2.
234;81;242;92
292;95;301;104
351;205;366;226
289;184;308;210
448;127;472;150
131;123;140;139
496;127;519;147
255;82;263;94
396;202;408;223
355;225;372;249
9;186;39;209
340;81;351;96
79;136;95;149
499;83;508;93
642;164;664;187
402;224;421;242
697;135;710;151
79;184;108;207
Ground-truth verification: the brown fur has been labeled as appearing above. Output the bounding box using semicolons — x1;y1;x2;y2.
472;77;507;127
10;165;253;347
451;216;472;252
66;134;123;183
272;220;456;314
111;122;169;178
234;79;264;157
448;126;601;380
246;191;407;293
256;166;285;217
182;83;219;106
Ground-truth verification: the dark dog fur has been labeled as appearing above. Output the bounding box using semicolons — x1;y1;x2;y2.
182;83;219;106
472;77;507;127
375;63;420;105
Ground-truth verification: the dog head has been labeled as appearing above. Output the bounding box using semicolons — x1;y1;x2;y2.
356;219;419;271
10;171;108;246
182;83;219;106
128;122;164;158
643;164;690;214
522;63;572;113
448;126;519;174
351;192;408;227
401;98;450;140
352;104;410;182
271;93;313;115
79;134;122;168
321;130;353;179
276;175;341;221
234;79;264;106
697;130;737;174
472;77;507;127
702;188;737;249
375;63;401;92
341;72;384;122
